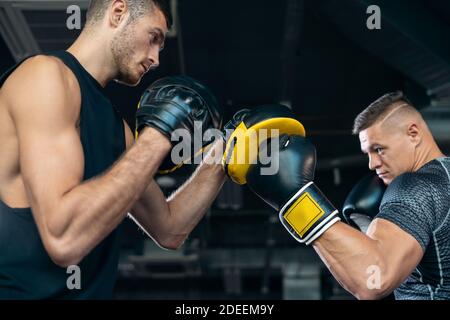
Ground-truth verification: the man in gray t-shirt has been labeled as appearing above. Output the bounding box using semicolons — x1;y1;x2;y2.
239;90;448;299
377;158;450;299
307;91;450;299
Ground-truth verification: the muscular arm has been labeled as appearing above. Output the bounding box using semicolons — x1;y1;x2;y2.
122;124;226;249
6;56;171;267
312;218;423;299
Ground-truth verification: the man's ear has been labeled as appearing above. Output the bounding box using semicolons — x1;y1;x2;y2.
109;0;128;28
407;123;421;145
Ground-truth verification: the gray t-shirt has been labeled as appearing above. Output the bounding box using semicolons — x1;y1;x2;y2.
377;157;450;300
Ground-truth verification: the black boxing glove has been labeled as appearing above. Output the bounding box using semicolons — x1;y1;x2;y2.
247;135;340;245
342;174;386;233
136;75;223;173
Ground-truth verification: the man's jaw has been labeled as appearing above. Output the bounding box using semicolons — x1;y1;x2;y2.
376;171;391;185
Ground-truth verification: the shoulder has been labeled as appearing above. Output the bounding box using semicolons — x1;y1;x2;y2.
388;172;427;191
4;55;81;122
382;172;433;209
378;172;436;248
421;158;450;185
387;160;450;196
7;55;76;89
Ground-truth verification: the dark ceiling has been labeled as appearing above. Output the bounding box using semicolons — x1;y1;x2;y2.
1;0;450;163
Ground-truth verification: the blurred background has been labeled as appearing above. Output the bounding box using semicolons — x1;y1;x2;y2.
1;0;450;299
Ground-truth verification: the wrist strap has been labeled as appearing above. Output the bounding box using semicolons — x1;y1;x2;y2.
279;182;340;245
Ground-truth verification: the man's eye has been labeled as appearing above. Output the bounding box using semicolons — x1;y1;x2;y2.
375;147;384;154
149;33;165;51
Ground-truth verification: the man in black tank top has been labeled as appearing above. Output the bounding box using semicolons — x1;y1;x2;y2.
0;0;226;299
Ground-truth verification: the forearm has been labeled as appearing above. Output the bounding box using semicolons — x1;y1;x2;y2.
43;128;171;264
312;222;388;299
134;140;226;249
167;140;226;238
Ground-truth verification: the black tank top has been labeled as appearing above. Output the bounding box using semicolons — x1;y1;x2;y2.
0;51;125;299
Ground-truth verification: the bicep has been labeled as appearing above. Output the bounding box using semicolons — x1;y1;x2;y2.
9;57;84;226
18;117;84;215
367;218;424;288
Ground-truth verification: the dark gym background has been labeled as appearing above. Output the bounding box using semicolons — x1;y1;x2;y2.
1;0;449;299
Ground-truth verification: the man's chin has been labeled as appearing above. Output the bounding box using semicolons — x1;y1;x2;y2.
381;176;392;185
114;73;143;87
114;79;141;87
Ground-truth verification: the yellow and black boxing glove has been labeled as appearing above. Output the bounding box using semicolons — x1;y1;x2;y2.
246;134;341;245
222;104;305;185
136;75;222;174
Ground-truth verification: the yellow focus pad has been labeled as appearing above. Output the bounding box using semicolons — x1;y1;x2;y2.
283;192;324;237
223;117;305;185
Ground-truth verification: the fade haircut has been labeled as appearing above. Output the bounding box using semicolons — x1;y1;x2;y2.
352;91;418;135
85;0;173;29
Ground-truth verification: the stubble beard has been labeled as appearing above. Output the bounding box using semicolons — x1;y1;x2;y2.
111;24;141;86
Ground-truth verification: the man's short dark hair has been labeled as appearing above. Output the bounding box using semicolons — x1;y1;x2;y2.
86;0;173;29
352;91;414;135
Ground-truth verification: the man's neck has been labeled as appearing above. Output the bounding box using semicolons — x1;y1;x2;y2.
413;141;445;172
66;31;115;87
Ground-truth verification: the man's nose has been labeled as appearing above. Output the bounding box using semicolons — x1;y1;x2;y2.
148;48;160;69
368;153;382;170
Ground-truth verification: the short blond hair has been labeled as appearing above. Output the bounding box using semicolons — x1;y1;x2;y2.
352;91;415;134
